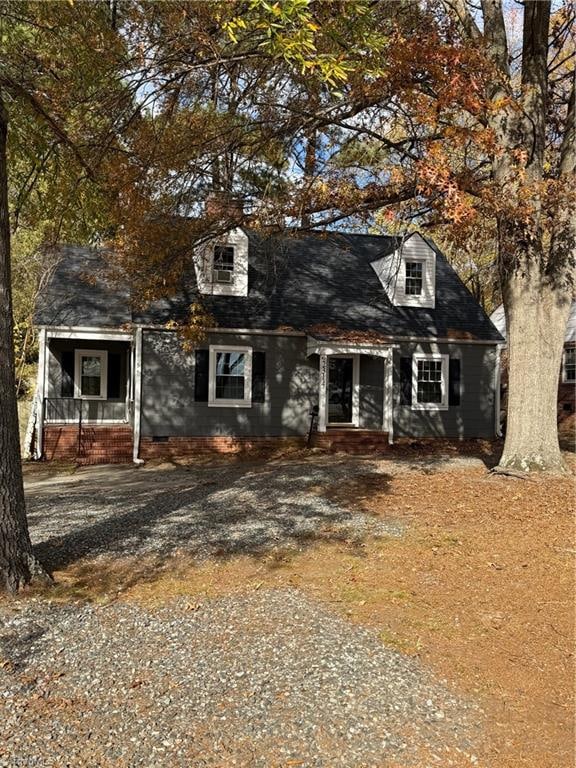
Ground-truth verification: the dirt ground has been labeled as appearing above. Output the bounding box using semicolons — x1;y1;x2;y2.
14;444;576;767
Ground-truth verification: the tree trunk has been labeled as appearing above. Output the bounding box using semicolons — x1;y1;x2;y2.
498;270;570;473
0;93;50;593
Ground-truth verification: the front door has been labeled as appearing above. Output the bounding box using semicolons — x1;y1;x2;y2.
328;357;354;424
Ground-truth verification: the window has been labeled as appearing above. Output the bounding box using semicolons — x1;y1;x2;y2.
412;353;449;410
74;349;108;400
212;245;235;284
405;261;424;296
208;345;252;407
563;347;575;383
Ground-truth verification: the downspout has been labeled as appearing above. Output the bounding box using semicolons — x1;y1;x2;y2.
132;327;144;464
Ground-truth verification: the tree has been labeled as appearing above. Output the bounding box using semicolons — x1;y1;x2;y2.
445;0;574;472
0;93;46;592
0;1;132;592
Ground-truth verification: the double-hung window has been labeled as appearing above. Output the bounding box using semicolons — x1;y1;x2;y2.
563;347;575;383
405;261;424;296
212;245;235;284
412;353;449;410
208;346;252;407
74;349;108;400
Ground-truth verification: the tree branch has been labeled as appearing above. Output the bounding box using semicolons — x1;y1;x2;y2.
441;0;482;41
0;75;96;181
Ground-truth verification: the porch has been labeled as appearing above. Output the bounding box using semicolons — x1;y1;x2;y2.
307;339;394;441
35;328;136;462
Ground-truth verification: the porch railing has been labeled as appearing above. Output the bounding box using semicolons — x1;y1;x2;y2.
44;397;132;424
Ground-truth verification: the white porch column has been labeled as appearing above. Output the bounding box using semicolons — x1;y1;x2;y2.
132;327;143;463
352;354;360;427
318;353;328;432
34;328;48;459
383;353;394;444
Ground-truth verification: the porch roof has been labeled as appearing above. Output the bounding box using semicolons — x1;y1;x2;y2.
306;337;392;358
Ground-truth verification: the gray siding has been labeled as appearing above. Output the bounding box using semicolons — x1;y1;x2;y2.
141;331;318;437
140;331;497;440
359;356;384;429
393;342;497;439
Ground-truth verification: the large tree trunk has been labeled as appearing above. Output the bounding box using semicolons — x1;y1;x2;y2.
0;93;49;593
489;1;574;473
499;267;571;473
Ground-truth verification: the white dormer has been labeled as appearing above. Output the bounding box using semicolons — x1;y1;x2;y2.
194;228;249;297
370;233;436;309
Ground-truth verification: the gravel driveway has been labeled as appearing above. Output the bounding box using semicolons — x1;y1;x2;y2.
24;457;406;571
0;456;486;767
1;590;481;767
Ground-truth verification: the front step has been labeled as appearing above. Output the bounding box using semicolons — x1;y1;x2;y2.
312;429;389;453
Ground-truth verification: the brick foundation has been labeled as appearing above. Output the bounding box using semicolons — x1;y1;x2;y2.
42;427;391;464
311;429;390;453
43;425;133;464
139;435;305;458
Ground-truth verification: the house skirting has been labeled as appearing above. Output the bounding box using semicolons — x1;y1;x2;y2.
43;425;133;464
139;435;306;457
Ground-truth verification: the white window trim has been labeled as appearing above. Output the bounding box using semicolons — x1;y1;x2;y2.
396;252;435;308
194;229;249;298
208;345;253;408
411;353;449;411
74;349;108;400
562;346;575;383
404;259;425;297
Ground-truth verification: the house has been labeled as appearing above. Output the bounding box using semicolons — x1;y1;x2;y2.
490;301;576;423
31;229;503;463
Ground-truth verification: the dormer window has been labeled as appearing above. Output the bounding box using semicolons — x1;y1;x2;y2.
369;233;436;309
193;228;248;297
405;261;424;296
213;245;235;284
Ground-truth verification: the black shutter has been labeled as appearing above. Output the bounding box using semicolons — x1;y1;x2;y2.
107;353;122;399
61;351;74;397
252;351;266;403
449;358;461;406
399;357;412;405
194;349;209;401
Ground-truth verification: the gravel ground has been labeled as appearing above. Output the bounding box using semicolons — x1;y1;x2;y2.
1;455;489;766
24;457;411;572
0;589;482;767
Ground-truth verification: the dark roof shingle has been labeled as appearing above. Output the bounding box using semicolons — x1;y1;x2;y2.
35;231;503;342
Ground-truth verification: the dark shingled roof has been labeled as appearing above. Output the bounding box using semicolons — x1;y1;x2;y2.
34;231;503;342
